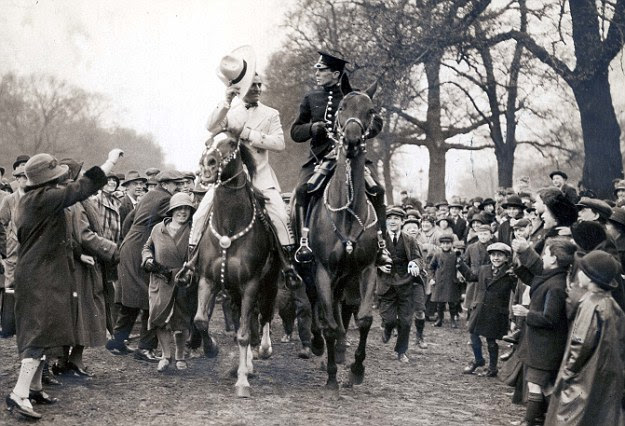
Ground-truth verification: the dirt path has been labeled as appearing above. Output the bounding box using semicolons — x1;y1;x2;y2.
0;313;524;425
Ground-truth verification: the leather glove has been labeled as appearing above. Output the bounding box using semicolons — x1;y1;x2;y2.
311;122;327;139
142;258;155;273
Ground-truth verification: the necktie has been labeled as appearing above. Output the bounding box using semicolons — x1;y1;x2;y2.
245;102;258;109
392;233;398;246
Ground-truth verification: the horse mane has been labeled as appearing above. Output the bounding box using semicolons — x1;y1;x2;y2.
239;143;257;182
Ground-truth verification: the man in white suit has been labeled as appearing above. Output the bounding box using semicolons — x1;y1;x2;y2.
190;46;300;289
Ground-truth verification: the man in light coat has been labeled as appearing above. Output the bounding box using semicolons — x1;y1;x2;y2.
191;47;299;289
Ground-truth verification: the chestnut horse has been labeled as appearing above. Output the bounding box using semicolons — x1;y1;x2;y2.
194;132;280;398
305;83;380;389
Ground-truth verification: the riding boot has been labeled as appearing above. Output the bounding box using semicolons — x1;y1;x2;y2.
282;245;303;290
294;204;314;264
486;341;499;377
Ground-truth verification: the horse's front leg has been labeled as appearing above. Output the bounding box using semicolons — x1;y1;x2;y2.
194;276;216;332
316;266;339;389
259;323;272;359
350;265;376;385
235;279;259;398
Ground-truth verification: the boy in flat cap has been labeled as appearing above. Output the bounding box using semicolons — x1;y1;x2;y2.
545;250;625;426
458;242;517;377
290;50;389;267
429;234;462;328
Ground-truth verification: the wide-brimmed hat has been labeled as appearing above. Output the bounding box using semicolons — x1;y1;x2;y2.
576;197;612;220
25;153;69;187
405;208;421;219
13;155;30;170
12;164;26;177
167;192;196;214
501;195;525;210
549;170;568;180
216;45;256;99
59;158;84;181
487;242;511;255
448;202;463;209
435;200;449;208
608;207;625;228
576;250;619;289
156;170;184;183
121;170;147;186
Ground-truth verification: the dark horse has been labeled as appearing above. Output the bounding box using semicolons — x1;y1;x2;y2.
194;132;280;398
305;83;380;389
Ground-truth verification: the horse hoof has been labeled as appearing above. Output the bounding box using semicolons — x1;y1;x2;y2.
194;319;208;332
235;386;251;398
203;336;219;358
335;350;346;365
258;345;272;360
325;380;339;390
349;370;364;386
311;340;325;357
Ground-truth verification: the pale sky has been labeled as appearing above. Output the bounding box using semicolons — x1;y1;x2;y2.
0;0;288;169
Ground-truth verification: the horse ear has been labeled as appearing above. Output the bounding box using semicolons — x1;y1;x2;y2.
365;81;378;99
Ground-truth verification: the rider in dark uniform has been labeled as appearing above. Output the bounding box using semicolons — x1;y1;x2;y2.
290;51;391;267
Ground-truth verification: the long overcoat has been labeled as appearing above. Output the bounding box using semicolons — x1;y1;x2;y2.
117;185;172;310
430;250;461;303
141;218;191;330
462;239;492;309
14;167;106;354
545;290;625;426
69;199;117;347
460;262;517;339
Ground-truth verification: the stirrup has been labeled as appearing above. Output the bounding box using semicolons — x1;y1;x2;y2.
294;228;314;264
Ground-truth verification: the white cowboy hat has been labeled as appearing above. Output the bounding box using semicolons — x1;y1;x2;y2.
216;45;256;99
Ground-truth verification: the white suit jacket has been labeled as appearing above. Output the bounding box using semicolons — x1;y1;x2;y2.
206;101;284;191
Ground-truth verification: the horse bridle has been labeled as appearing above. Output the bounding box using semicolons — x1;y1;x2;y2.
202;134;243;187
333;93;374;155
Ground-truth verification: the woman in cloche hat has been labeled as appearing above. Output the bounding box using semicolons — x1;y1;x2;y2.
6;149;123;420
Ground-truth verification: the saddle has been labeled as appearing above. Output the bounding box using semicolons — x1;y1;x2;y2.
306;157;382;197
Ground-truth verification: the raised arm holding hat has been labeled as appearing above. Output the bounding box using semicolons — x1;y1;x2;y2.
289;49;389;267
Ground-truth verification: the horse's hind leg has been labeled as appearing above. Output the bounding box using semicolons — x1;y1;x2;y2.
259;323;272;359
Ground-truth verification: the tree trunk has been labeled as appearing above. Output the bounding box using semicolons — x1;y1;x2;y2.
572;69;623;198
495;143;514;189
382;151;394;205
427;145;446;203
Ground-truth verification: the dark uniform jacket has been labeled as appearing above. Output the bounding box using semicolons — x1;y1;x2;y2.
449;216;467;241
290;83;383;167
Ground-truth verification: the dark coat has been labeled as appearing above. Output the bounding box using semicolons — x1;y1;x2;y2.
462;239;492;308
430;250;461;303
545;290;625;426
117;186;172;310
69;199;117;347
460;262;517;339
142;219;191;330
290;83;382;167
118;194;136;233
449;216;467;241
522;267;569;371
14;167;106;354
377;231;426;295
